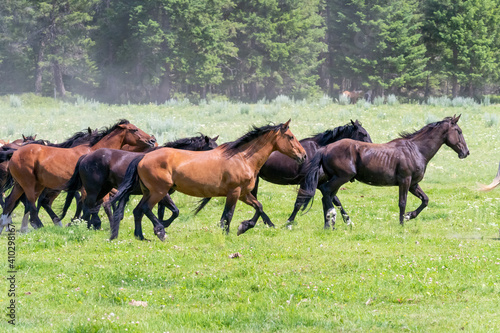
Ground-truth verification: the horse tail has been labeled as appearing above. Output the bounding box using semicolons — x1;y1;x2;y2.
0;172;14;199
193;198;212;215
479;161;500;192
0;149;15;163
59;155;86;220
297;149;324;211
109;155;144;240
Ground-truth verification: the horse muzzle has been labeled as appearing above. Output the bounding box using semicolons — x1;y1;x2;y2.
458;150;469;159
295;153;307;165
147;136;158;148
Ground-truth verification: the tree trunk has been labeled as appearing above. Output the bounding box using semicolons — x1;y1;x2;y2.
34;39;45;95
451;48;459;97
157;69;171;103
53;60;66;98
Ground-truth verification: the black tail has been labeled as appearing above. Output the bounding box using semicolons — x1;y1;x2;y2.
0;172;14;197
297;149;324;211
0;149;15;163
194;198;212;215
59;155;86;220
109;155;145;240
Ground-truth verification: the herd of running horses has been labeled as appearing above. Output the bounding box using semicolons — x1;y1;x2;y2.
0;114;490;241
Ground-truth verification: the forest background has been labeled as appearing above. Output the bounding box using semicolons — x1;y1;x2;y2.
1;0;500;104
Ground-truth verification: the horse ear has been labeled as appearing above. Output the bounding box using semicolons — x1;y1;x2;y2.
351;119;358;127
87;127;92;133
22;134;26;140
452;114;461;124
211;135;219;142
281;119;291;132
33;135;37;140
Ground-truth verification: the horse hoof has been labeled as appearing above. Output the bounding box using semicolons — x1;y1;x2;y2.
287;224;293;230
237;224;246;236
53;218;63;227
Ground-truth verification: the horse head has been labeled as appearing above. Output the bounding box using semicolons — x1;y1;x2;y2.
444;114;469;159
276;119;307;164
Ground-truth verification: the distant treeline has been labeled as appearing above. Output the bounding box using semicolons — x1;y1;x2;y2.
1;0;499;103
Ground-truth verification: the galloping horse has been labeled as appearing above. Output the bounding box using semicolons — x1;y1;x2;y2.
0;135;38;208
300;115;469;227
0;120;156;234
60;134;218;230
194;120;372;229
110;120;306;241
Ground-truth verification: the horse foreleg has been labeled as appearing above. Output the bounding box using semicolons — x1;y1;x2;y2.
398;179;411;225
38;189;63;227
237;192;270;235
405;184;428;221
158;194;179;228
220;188;240;235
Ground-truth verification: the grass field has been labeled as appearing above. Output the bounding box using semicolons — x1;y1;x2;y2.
0;94;499;332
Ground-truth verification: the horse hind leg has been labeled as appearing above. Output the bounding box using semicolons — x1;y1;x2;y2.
332;195;353;227
0;184;25;234
237;192;271;236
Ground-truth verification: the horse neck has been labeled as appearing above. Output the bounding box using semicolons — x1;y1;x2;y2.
237;134;277;171
408;127;447;163
90;130;127;151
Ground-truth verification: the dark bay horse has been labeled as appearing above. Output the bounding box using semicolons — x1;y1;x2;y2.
60;134;219;230
110;120;306;241
300;115;469;227
0;120;156;234
194;120;372;230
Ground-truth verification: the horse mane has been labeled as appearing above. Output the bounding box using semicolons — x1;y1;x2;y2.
310;122;358;146
398;117;452;140
161;134;207;150
221;123;283;157
28;131;92;148
87;119;130;147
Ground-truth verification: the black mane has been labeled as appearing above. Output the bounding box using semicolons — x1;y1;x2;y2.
28;131;92;148
310;123;357;146
221;123;283;157
398;117;452;140
87;119;130;147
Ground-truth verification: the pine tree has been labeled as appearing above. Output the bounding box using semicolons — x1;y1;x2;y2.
423;0;500;97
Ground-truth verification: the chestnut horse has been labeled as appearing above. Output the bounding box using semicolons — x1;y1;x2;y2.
0;120;156;234
110;120;306;241
60;134;219;230
300;115;469;227
195;120;372;229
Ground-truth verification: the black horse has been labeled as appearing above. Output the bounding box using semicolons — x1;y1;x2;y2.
61;134;219;230
300;115;469;227
195;120;372;232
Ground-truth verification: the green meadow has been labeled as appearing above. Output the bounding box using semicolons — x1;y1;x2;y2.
0;94;499;332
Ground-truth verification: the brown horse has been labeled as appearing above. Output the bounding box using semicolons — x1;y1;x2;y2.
110;120;306;240
300;115;469;227
0;135;38;208
479;162;500;191
342;90;364;104
0;120;156;234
